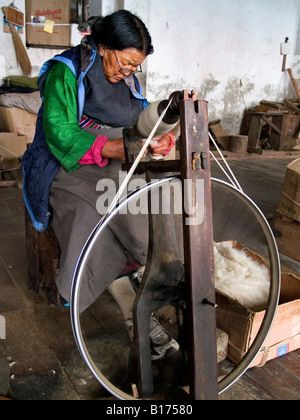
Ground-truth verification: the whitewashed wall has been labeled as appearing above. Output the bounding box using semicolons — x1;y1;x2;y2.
127;0;300;133
1;0;300;134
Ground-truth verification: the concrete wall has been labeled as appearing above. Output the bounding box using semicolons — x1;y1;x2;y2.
1;0;300;134
127;0;300;133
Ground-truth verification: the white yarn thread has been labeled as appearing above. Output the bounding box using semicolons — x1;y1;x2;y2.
136;101;178;138
104;98;173;218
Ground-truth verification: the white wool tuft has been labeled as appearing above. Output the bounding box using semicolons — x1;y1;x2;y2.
214;242;270;312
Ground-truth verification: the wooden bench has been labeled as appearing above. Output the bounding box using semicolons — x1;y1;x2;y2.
25;209;61;305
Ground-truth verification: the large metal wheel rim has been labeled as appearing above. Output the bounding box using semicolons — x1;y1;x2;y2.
70;177;175;400
215;179;281;394
70;177;281;399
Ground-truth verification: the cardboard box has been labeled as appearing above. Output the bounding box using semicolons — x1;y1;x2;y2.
26;0;70;47
277;158;300;223
274;215;300;262
0;106;37;144
216;242;300;368
0;133;27;170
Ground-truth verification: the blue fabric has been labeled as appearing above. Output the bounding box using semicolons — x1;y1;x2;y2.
22;47;85;232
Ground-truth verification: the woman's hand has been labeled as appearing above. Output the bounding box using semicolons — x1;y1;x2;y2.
148;132;174;157
101;132;175;162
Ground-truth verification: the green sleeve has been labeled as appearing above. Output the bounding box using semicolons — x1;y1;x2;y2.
43;62;97;173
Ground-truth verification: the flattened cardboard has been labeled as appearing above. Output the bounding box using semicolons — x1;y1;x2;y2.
6;5;24;27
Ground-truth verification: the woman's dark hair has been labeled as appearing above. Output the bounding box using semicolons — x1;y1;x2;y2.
91;9;154;55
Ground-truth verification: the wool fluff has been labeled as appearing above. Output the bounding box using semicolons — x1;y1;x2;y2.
214;242;270;312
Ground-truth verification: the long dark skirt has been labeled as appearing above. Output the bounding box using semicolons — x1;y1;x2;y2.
50;153;148;312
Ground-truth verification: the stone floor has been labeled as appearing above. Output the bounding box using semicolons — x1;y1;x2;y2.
0;153;300;400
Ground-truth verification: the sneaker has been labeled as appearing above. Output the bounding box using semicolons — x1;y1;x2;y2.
149;315;180;360
125;315;179;361
130;266;145;286
129;266;180;360
125;318;134;342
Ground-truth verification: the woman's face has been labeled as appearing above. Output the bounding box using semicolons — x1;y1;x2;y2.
99;46;146;83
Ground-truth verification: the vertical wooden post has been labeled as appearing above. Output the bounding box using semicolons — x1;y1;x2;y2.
179;94;218;400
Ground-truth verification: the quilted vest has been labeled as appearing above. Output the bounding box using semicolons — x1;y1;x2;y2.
22;36;147;232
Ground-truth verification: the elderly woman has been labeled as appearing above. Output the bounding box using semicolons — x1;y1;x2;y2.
23;10;178;359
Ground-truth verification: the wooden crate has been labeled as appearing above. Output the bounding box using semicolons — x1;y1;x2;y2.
270;114;300;150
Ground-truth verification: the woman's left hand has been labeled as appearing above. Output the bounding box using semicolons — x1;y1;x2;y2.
148;132;173;157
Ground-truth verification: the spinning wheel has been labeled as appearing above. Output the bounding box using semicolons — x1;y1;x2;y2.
70;177;280;399
70;93;281;400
